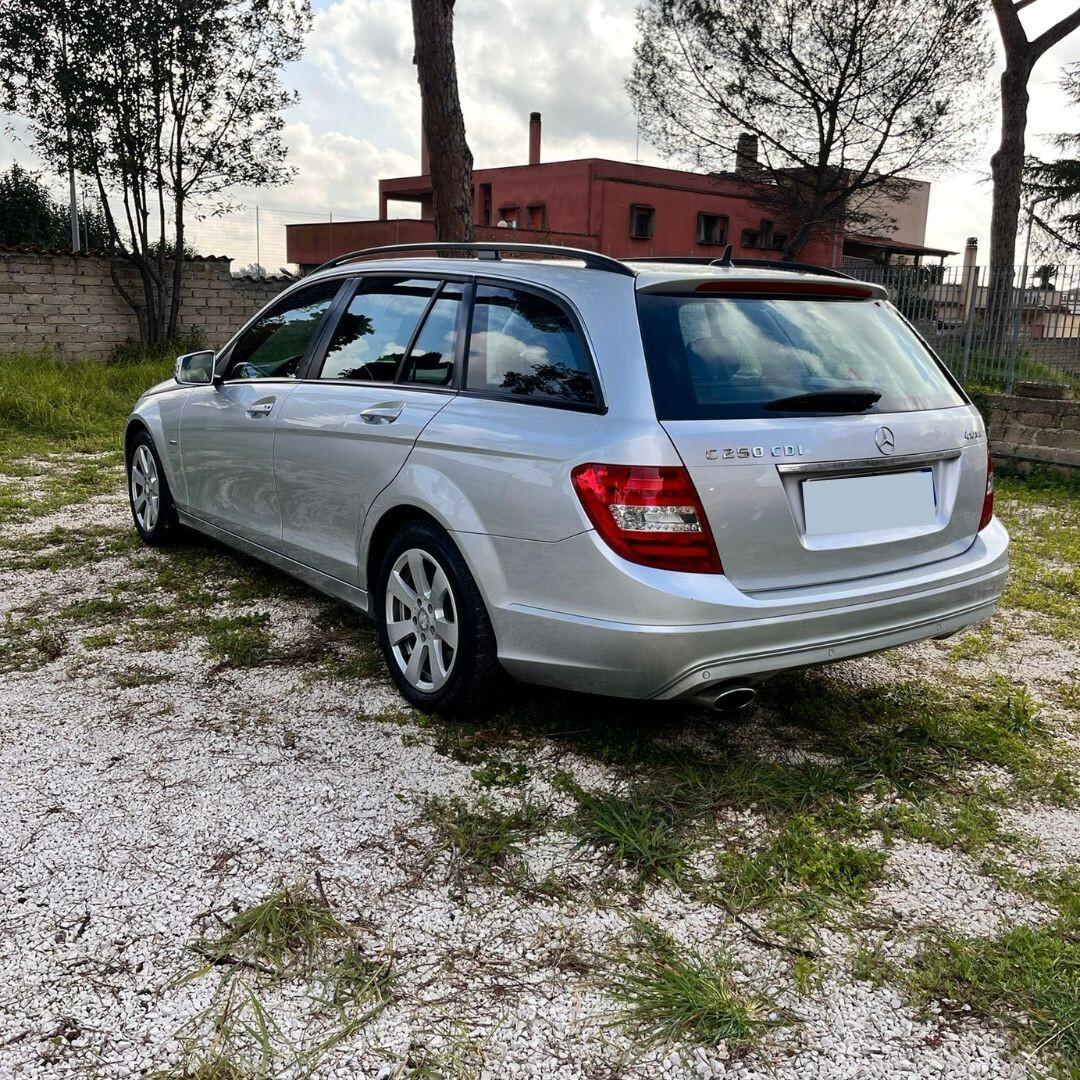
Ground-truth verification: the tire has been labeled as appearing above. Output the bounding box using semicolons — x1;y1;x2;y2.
376;519;502;712
126;430;181;546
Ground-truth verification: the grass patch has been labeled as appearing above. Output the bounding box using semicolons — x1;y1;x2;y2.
0;524;139;569
609;918;782;1050
192;880;352;981
0;614;68;672
0;349;177;458
166;878;395;1077
903;869;1080;1077
711;815;886;925
201;612;273;668
561;777;692;882
419;794;549;895
994;472;1080;640
765;672;1073;804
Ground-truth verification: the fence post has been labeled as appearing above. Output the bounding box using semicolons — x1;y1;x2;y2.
1006;262;1026;395
960;266;979;381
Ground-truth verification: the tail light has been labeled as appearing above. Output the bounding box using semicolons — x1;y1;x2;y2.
570;463;723;573
979;450;994;531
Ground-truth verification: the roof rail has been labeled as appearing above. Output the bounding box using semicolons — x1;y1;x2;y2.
310;241;637;278
630;255;853;280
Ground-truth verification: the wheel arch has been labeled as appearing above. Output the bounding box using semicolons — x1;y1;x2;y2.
364;504;444;599
124;417;153;462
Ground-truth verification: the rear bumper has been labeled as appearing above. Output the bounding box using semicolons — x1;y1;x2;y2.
455;518;1009;700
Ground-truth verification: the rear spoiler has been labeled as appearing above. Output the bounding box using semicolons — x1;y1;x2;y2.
636;274;888;301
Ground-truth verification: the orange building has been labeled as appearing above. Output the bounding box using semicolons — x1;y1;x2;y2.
286;115;952;272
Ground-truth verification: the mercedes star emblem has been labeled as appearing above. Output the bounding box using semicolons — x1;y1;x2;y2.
875;426;896;455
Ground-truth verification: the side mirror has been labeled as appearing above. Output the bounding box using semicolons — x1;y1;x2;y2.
174;350;216;386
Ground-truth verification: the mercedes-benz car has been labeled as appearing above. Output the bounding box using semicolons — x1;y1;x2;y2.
125;242;1008;712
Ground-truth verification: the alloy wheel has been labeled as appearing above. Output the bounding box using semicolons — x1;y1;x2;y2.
385;547;459;692
130;444;161;533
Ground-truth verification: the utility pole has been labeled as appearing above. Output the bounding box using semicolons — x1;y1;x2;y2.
66;124;79;252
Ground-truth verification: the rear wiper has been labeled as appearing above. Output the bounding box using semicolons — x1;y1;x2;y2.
763;388;882;412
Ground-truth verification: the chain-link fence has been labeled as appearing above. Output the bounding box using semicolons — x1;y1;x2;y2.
183;205;373;276
844;258;1080;393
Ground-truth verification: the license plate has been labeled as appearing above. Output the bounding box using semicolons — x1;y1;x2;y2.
802;469;937;536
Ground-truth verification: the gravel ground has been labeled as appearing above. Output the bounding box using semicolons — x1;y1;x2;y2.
0;459;1076;1079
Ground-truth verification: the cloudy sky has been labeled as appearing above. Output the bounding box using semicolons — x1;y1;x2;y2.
3;0;1080;266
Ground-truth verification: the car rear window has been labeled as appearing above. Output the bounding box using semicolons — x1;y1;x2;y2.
637;293;965;420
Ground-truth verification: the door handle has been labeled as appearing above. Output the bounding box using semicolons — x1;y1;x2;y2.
246;401;275;417
360;401;405;425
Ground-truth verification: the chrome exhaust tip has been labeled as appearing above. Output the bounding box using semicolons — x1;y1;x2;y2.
693;683;757;713
713;685;757;712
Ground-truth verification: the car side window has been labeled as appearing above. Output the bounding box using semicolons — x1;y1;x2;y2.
319;277;438;382
225;281;341;381
465;285;597;406
399;281;463;387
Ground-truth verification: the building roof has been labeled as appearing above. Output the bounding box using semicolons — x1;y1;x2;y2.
843;233;957;258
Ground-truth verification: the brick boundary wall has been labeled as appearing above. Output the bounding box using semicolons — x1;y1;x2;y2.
0;248;293;361
1;248;1077;470
977;383;1079;471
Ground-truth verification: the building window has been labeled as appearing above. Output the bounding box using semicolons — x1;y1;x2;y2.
742;219;786;250
697;212;729;245
498;206;519;228
629;204;655;240
526;203;547;230
479;183;492;226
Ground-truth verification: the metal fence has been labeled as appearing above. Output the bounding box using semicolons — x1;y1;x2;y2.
843;258;1080;393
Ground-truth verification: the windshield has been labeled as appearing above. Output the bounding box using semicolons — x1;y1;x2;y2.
637;294;965;420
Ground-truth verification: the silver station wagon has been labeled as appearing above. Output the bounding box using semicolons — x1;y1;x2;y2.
125;242;1008;711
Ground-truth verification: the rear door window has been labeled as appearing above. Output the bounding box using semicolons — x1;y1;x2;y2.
637;293;965;419
466;285;598;406
399;281;464;387
319;277;438;382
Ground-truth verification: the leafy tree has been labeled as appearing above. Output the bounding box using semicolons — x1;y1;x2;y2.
988;2;1080;271
1026;63;1080;255
628;0;992;260
411;0;473;242
0;163;112;250
0;0;308;344
1032;263;1057;290
0;165;68;247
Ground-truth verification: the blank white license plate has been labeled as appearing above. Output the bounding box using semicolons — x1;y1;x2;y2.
802;469;937;536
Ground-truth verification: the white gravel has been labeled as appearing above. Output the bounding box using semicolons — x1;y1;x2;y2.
0;463;1073;1077
872;841;1051;940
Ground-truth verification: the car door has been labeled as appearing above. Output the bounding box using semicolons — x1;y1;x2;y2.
273;275;467;581
179;279;345;549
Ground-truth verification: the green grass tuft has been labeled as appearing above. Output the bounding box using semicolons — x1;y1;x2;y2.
0;350;173;455
610;919;783;1049
420;795;549;894
712;814;886;922
192;881;352;981
561;777;691;882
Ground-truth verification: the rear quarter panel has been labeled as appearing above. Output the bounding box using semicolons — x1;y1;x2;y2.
359;269;669;589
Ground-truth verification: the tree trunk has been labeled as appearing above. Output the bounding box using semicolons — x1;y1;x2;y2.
411;0;473;243
782;219;818;261
989;59;1031;274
